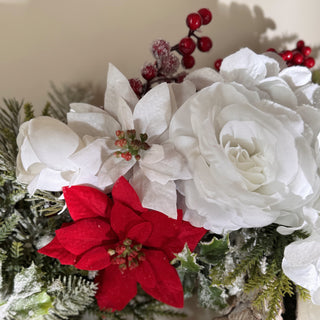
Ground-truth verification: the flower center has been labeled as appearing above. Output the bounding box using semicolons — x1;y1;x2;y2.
225;142;268;191
113;129;150;161
108;238;145;272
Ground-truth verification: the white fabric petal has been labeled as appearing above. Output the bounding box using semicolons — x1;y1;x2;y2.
220;48;278;87
130;168;178;218
104;63;138;116
186;67;223;90
68;105;121;138
168;80;196;111
280;66;312;88
27;117;81;171
133;83;172;141
139;143;191;184
97;155;135;187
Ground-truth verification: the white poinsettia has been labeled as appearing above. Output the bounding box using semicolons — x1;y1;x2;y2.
67;64;195;217
170;48;320;233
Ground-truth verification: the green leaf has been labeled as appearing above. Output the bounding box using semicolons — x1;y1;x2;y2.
198;273;227;310
199;235;229;265
10;290;53;320
173;244;202;273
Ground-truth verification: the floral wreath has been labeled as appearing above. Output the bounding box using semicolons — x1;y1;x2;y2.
1;7;320;320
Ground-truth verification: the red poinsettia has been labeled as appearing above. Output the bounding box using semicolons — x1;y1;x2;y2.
38;177;206;311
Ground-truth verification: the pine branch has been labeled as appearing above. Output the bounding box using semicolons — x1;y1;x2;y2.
0;211;20;243
47;82;95;123
45;275;98;320
23;102;35;122
0;99;23;173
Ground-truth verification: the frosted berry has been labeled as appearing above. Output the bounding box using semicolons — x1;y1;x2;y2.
198;8;212;25
151;39;171;59
186;13;202;30
129;78;143;96
296;40;305;50
292;52;304;65
267;48;276;52
303;57;315;68
179;37;196;55
197;36;212;52
280;50;293;61
160;54;180;76
214;58;223;71
301;46;312;56
181;55;195;69
141;63;157;80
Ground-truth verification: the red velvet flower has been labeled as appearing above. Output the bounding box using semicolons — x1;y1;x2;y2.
38;177;206;311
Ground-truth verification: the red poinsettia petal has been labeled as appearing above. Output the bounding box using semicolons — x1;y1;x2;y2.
141;209;207;260
56;218;112;255
75;246;111;270
111;202;147;240
139;249;184;308
38;236;77;265
127;221;153;244
95;265;137;311
112;177;148;214
133;251;156;289
63;185;112;221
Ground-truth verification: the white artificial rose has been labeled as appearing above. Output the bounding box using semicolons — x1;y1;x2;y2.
16;116;84;194
170;49;320;233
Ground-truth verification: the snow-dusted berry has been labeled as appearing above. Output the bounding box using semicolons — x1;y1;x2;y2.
151;39;171;59
160;54;180;76
129;78;143;96
141;63;157;80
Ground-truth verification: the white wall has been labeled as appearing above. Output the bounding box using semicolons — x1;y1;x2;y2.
0;0;319;112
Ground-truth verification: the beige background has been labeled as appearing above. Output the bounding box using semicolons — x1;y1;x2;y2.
0;0;319;111
1;0;319;319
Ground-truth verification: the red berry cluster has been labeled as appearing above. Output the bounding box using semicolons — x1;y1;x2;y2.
114;129;150;161
128;8;213;98
267;40;315;69
213;39;316;73
179;8;213;69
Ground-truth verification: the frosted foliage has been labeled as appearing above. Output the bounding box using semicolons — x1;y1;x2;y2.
0;263;44;317
46;276;98;319
13;263;42;297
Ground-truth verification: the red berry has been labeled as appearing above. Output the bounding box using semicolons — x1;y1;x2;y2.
292;52;304;65
280;50;293;61
296;40;305;50
214;58;223;71
197;36;212;52
129;78;143;96
301;46;312;56
160;54;180;76
198;8;212;25
181;55;195;69
179;37;196;55
267;48;276;52
176;72;187;83
151;39;171;59
303;57;315;68
141;63;157;80
186;13;202;31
